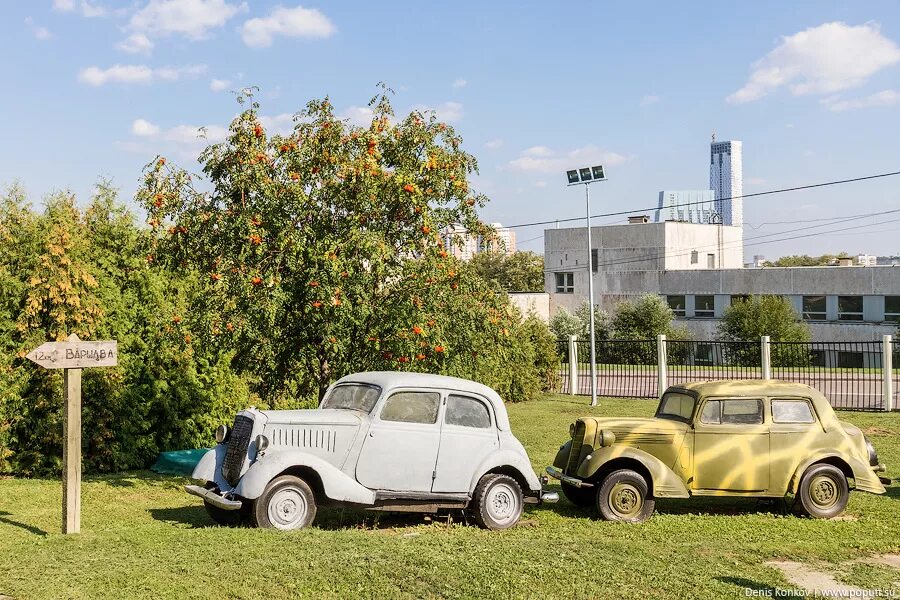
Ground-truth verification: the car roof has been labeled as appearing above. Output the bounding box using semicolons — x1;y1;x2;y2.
332;371;511;430
669;379;838;427
674;379;820;397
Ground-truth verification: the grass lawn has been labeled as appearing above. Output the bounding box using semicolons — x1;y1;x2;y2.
1;395;898;599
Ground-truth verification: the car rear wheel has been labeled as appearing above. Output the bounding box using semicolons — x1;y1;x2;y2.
596;469;655;523
561;481;594;507
797;464;849;519
471;474;524;530
251;475;317;530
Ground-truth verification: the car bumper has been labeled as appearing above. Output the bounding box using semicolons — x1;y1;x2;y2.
545;466;594;488
184;484;243;511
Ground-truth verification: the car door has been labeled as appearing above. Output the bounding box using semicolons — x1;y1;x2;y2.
692;397;770;492
355;389;441;492
768;397;820;494
431;393;499;493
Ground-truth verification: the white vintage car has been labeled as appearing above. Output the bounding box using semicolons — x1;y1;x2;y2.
186;371;557;530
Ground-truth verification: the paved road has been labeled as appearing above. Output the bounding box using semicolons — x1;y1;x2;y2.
557;368;895;410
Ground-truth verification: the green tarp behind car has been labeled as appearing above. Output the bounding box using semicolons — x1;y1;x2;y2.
150;449;209;476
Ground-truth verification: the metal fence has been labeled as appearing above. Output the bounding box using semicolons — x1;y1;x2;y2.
557;337;897;411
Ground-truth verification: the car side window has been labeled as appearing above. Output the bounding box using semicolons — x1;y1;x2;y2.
446;395;491;428
700;400;720;424
380;391;440;424
700;399;764;425
772;399;815;424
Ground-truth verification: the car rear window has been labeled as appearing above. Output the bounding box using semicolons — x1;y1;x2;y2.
446;395;491;428
772;399;815;424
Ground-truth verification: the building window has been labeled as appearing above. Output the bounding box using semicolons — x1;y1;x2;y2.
555;272;574;294
695;295;714;318
802;296;826;321
667;295;686;317
730;295;750;305
885;296;900;322
707;253;715;269
838;351;863;369
838;296;863;321
690;250;698;264
591;248;598;273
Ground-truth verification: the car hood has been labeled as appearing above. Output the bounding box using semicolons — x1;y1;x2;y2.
581;416;688;444
259;408;364;426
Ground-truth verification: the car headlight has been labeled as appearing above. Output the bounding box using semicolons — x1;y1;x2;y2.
256;434;270;454
215;424;230;444
598;429;616;447
865;437;879;467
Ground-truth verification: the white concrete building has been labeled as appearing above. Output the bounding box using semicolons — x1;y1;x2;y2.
544;220;900;343
710;138;742;226
655;190;717;224
442;222;515;261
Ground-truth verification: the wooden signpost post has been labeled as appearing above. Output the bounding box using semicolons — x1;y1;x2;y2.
26;333;118;534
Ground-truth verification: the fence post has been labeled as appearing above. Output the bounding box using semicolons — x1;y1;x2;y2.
884;335;893;412
657;334;667;398
568;335;578;396
761;335;771;380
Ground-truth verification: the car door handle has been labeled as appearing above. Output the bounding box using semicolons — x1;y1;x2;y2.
369;431;374;437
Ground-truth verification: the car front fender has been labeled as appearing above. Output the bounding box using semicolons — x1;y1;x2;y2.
469;450;542;495
576;445;690;498
190;445;233;491
232;450;377;504
789;454;886;495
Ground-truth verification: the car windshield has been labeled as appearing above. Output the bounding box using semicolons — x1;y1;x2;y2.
320;383;382;412
656;392;697;423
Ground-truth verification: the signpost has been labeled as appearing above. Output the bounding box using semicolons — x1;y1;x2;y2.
25;333;118;534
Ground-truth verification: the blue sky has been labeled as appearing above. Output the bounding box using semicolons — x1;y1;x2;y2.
2;0;899;260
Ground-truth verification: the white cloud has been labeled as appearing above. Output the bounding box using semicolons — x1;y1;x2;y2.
728;22;900;103
258;113;296;136
640;94;660;106
130;0;247;40
210;78;231;92
241;5;335;48
412;101;464;123
822;89;900;111
78;64;207;86
53;0;107;17
25;18;52;40
452;78;467;89
131;118;160;137
485;138;503;150
116;33;154;55
508;144;628;173
162;124;229;145
339;106;375;127
80;1;105;17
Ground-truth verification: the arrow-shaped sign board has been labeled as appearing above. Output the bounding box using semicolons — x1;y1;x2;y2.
25;333;118;534
26;339;117;369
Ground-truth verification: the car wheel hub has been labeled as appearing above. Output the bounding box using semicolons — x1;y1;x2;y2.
610;482;642;517
268;487;307;530
810;475;838;508
486;483;519;524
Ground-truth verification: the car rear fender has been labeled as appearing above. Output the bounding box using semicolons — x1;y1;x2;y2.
469;449;542;495
789;453;886;495
576;445;690;498
232;450;376;504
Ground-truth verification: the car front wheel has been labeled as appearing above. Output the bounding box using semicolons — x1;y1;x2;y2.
471;474;524;530
797;464;849;519
596;469;655;523
251;475;317;530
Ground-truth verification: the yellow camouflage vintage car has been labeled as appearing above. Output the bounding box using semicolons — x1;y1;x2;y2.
547;380;888;522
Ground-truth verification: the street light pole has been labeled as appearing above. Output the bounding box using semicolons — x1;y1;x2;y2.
584;183;598;407
566;165;605;407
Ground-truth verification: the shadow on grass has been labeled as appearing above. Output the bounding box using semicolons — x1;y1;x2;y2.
716;576;778;596
148;505;212;528
883;482;900;500
0;510;48;536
